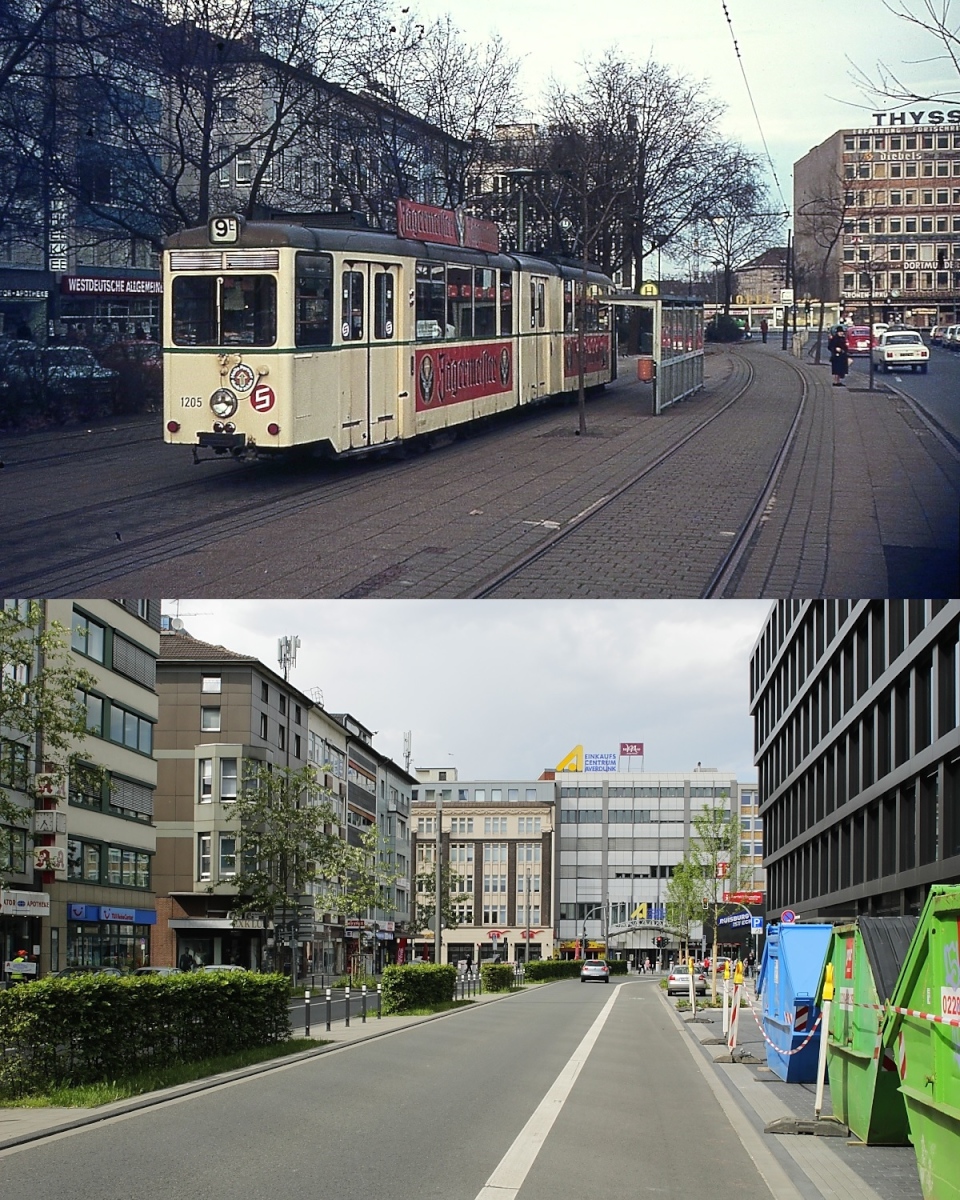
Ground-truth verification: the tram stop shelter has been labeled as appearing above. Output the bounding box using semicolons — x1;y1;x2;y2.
613;291;704;415
818;917;917;1144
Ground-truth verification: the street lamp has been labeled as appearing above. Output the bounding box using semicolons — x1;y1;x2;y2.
580;904;606;960
524;870;531;966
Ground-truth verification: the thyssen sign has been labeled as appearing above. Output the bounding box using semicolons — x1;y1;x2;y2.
873;109;960;125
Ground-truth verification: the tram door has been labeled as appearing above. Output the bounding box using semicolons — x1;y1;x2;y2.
525;275;549;401
340;262;400;449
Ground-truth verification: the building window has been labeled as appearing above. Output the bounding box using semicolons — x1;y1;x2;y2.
417;816;435;834
76;689;104;735
220;758;238;800
201;707;221;732
0;738;29;791
294;704;301;724
69;762;102;809
259;713;268;738
450;816;473;833
518;816;542;833
278;725;286;750
484;816;508;834
279;695;286;716
1;828;26;874
109;703;152;753
198;834;212;880
491;788;502;802
294;734;301;758
71;611;105;662
199;758;213;800
261;681;269;702
201;675;221;693
219;834;237;877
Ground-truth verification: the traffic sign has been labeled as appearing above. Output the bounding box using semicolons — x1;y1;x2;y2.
781;909;796;924
751;917;764;933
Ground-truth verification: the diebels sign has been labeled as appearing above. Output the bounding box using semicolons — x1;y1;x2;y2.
397;199;500;253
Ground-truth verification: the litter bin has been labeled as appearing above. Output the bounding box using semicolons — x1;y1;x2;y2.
756;922;832;1082
883;885;960;1200
637;356;655;382
820;917;917;1143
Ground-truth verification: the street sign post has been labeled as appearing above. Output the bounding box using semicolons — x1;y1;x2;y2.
781;909;796;924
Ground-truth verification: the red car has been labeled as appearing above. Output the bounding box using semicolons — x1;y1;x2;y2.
845;325;872;355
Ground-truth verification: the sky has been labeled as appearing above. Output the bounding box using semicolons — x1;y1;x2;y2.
164;600;772;783
409;0;950;232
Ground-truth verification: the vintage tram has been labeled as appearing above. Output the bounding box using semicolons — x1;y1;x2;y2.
162;202;614;461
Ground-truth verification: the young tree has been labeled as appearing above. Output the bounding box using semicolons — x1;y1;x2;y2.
0;601;98;886
665;857;703;969
687;797;753;998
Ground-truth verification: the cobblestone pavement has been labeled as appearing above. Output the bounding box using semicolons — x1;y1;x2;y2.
5;343;957;596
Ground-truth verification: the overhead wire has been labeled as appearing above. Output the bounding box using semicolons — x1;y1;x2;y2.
719;0;789;216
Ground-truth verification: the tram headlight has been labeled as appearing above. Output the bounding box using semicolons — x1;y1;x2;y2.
210;388;238;419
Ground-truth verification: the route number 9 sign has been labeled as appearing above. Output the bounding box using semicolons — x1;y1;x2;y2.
209;216;239;244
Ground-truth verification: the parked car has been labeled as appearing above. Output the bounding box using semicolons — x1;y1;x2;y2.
0;341;118;418
930;325;946;345
202;963;247;972
871;329;930;373
666;967;707;996
845;325;872;355
580;959;611;983
133;966;182;976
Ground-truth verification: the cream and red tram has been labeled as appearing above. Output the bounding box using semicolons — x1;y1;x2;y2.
162;206;614;460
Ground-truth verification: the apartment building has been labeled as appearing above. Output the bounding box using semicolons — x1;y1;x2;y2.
795;113;960;327
751;600;960;921
410;770;555;964
1;599;160;977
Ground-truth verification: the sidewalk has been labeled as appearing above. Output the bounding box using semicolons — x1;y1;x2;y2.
0;990;508;1151
659;981;923;1200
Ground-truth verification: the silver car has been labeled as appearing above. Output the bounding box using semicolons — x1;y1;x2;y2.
666;967;707;996
580;959;611;983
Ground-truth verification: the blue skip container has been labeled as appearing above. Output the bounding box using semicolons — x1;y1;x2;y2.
756;922;832;1082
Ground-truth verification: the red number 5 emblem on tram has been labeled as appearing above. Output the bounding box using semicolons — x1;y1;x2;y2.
250;384;275;412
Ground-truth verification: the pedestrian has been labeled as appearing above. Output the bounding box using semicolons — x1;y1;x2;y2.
644;957;652;973
178;949;193;972
759;318;768;344
827;324;849;386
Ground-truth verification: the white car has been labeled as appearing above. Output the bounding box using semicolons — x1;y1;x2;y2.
871;330;929;373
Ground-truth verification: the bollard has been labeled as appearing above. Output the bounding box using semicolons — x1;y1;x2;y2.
361;984;368;1023
688;956;697;1017
722;962;731;1036
304;989;311;1037
377;983;382;1019
814;962;834;1119
727;960;743;1050
345;985;351;1027
325;986;332;1032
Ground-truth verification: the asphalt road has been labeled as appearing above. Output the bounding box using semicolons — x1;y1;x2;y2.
0;980;778;1200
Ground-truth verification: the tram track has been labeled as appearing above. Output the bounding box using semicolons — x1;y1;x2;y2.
464;349;807;599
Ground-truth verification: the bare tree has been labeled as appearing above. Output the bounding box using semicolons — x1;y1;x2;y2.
795;171;857;363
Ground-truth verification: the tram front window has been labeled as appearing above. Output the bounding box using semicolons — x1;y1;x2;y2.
172;275;276;346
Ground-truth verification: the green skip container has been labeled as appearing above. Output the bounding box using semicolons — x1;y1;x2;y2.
883;886;960;1200
821;916;917;1143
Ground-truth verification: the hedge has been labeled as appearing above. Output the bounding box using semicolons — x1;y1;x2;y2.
0;972;290;1100
380;963;456;1013
480;962;516;992
523;959;628;981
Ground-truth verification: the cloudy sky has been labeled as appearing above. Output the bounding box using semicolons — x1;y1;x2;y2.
411;0;948;219
165;600;772;782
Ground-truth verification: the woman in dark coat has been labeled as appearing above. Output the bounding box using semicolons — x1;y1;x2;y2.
827;326;849;386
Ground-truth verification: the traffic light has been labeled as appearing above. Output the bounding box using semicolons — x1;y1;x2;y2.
655;935;664;948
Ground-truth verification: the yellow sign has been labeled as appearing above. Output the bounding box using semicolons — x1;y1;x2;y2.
639;282;658;296
630;903;648;920
555;744;584;772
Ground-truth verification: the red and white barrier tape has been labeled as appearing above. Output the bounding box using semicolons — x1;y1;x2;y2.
887;1004;960;1029
744;994;824;1056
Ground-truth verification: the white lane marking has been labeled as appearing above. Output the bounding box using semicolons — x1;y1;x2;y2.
473;986;621;1200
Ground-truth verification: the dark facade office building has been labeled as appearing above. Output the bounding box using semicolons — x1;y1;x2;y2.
751;599;960;921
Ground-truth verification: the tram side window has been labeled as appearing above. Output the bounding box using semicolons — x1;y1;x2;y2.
221;276;276;345
474;268;496;337
374;272;395;340
415;261;445;340
563;280;575;332
342;270;364;341
529;278;545;329
447;265;473;338
500;272;513;335
295;253;333;347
